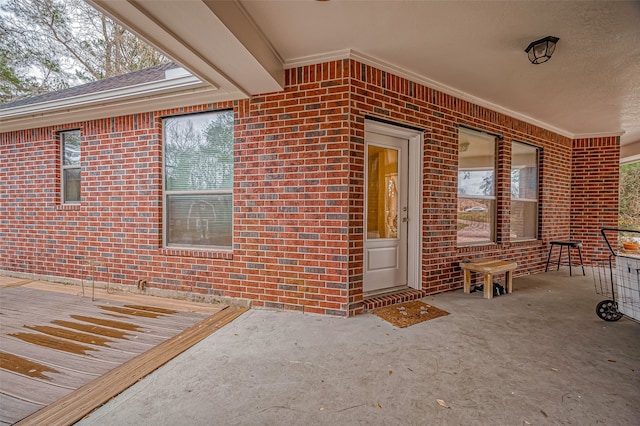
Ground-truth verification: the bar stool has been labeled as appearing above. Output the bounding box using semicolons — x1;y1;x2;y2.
545;240;585;276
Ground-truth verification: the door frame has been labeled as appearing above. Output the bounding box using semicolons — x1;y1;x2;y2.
364;120;423;291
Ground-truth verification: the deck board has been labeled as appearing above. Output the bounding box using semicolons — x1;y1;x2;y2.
0;395;43;426
0;277;237;425
2;331;149;364
22;280;225;315
0;351;100;389
16;306;248;426
1;288;206;331
1;338;121;373
0;370;72;405
1;323;161;354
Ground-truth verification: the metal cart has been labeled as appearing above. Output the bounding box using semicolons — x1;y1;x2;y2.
593;228;640;321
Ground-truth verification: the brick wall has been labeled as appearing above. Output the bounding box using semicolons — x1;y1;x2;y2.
0;59;621;316
234;61;351;315
1;70;353;316
571;137;620;262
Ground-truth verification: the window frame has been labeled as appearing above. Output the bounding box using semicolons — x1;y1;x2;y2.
457;127;497;247
60;129;81;204
510;141;540;242
162;109;234;250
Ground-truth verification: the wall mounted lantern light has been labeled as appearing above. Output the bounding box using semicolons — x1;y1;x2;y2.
525;36;559;64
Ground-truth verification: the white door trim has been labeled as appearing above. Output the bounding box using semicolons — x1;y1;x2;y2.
364;120;423;291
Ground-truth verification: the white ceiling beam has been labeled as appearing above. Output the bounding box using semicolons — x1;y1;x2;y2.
87;0;283;96
203;0;283;90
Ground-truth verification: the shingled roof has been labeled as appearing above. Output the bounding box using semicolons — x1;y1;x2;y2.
0;62;180;110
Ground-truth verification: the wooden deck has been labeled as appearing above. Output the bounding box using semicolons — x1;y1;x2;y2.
0;276;246;425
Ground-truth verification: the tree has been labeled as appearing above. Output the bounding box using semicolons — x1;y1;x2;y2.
619;161;640;230
0;0;168;103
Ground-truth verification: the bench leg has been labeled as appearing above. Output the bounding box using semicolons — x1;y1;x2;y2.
557;245;563;271
506;270;513;294
463;270;471;293
568;246;573;276
483;273;493;299
577;245;586;276
545;245;554;272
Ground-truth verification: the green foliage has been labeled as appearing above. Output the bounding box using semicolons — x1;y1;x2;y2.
619;161;640;231
0;0;168;103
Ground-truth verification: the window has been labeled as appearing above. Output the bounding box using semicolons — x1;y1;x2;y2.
61;130;81;203
457;128;496;246
163;110;234;249
511;142;539;240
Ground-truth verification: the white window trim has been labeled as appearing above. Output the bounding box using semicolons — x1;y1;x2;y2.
511;141;540;241
60;130;81;205
457;127;497;246
162;111;234;250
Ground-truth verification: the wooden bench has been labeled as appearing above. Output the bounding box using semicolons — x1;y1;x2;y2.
460;258;517;299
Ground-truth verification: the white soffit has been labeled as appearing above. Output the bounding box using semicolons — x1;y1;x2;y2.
239;0;640;155
87;0;283;96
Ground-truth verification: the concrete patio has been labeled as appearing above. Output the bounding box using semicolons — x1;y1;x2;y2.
76;269;640;426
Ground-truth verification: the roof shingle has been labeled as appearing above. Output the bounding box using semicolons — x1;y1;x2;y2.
0;62;180;110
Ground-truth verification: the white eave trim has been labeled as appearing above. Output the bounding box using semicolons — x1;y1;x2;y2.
0;72;206;119
0;70;249;132
573;131;626;139
620;140;640;164
284;49;353;69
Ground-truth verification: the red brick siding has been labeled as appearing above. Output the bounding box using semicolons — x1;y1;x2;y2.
1;75;352;316
234;61;351;315
0;59;621;316
571;137;620;262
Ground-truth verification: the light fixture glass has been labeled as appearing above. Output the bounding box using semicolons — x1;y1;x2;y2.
525;36;559;64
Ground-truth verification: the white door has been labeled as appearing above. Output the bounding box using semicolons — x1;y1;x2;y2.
364;131;409;293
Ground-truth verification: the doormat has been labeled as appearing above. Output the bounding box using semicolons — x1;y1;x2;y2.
372;300;449;328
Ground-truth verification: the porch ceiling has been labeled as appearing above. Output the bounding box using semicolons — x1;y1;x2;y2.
89;1;640;163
